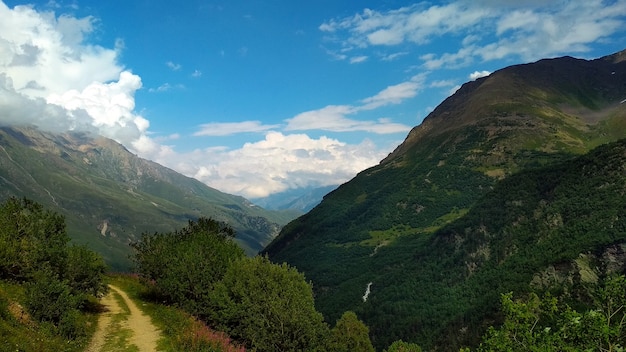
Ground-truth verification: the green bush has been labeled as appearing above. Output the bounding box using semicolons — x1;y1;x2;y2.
131;217;244;316
209;256;329;351
24;269;84;338
328;311;375;352
65;245;108;297
385;340;423;352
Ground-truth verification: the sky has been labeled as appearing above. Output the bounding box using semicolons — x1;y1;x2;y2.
1;0;626;199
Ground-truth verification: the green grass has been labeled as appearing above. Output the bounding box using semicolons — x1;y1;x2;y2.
0;281;96;352
99;290;138;352
108;275;244;352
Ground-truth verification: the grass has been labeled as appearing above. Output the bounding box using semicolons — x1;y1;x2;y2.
0;280;96;352
108;274;245;352
98;290;139;352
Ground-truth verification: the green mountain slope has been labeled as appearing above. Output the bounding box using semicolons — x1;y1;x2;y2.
0;126;292;270
264;50;626;350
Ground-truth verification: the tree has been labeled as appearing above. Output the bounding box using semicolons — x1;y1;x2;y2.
476;275;626;351
385;340;423;352
131;217;244;315
65;245;108;297
328;311;375;352
209;256;329;351
0;197;68;279
0;197;106;339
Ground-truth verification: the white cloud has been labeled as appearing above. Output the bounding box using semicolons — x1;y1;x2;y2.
148;83;185;93
166;132;387;198
191;69;202;78
285;104;411;135
320;0;626;67
381;51;408;61
0;3;122;99
469;70;491;80
0;2;172;159
284;74;423;134
166;61;181;71
350;55;368;64
0;2;410;200
194;121;280;136
360;74;425;110
430;79;456;88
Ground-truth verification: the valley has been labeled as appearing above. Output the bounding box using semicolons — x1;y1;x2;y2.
1;49;626;351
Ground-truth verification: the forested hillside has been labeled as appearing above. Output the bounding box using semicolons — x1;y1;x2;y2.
264;50;626;350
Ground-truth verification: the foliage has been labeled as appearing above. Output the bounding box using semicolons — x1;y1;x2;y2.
266;138;626;350
65;244;108;297
0;197;68;280
0;197;106;341
385;340;423;352
107;274;246;352
476;275;626;351
131;217;245;316
328;311;375;352
209;255;329;351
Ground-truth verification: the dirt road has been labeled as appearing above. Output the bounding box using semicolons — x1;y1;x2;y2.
86;285;162;352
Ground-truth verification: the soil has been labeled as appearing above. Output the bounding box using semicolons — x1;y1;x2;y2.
86;285;161;352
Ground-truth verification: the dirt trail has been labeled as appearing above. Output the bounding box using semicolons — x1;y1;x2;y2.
86;285;161;352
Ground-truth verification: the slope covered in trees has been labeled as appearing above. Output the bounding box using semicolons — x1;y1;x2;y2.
264;50;626;350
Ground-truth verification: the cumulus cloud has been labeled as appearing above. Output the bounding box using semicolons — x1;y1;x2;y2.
0;2;172;161
469;70;491;80
0;2;401;199
169;132;387;198
320;0;626;67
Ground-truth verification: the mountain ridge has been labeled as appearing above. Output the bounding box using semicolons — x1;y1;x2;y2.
0;125;293;270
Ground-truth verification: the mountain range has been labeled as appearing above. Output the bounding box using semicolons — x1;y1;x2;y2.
0;126;295;270
264;49;626;350
252;185;337;213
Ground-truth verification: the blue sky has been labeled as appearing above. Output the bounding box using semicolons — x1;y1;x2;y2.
1;0;626;198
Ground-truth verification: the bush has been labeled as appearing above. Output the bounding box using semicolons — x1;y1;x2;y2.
65;245;108;297
131;217;244;315
328;311;375;352
24;269;83;338
209;256;329;351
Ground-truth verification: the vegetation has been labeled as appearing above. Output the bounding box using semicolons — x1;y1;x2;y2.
0;197;107;350
0;126;295;271
471;275;626;351
328;311;376;352
266;137;626;350
209;256;328;351
108;274;245;352
131;217;385;351
131;217;245;316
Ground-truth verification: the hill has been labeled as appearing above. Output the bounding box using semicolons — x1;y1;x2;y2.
0;126;293;270
264;49;626;350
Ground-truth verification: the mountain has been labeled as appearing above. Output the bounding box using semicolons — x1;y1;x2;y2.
252;185;337;213
0;126;294;270
264;50;626;350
